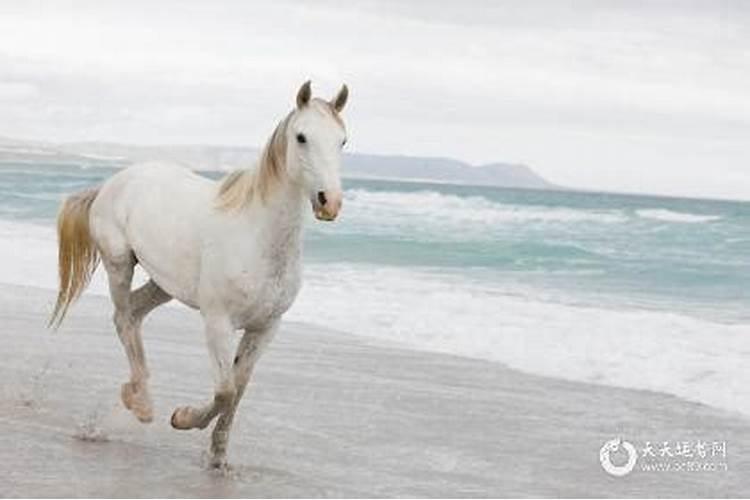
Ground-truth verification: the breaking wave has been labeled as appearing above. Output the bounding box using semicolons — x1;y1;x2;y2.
636;208;722;223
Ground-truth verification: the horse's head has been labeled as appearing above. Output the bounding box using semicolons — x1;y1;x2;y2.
287;81;348;221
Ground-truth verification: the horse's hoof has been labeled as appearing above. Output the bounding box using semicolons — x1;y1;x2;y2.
171;406;194;430
134;408;154;423
121;382;153;423
209;453;229;470
121;382;135;410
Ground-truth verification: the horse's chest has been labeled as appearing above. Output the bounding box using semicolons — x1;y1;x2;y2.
226;255;302;328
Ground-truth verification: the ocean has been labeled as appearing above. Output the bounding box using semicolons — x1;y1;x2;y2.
1;161;749;415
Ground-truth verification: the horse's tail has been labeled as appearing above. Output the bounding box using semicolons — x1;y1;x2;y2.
49;187;101;328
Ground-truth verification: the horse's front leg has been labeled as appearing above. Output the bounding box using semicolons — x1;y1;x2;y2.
171;314;236;432
209;321;278;467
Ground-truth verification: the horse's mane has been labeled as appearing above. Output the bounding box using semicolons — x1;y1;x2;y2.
216;111;293;211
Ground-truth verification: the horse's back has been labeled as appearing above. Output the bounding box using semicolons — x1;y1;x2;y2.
90;162;214;304
92;161;212;235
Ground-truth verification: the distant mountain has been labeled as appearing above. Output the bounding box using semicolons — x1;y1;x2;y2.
342;153;556;189
0;136;558;190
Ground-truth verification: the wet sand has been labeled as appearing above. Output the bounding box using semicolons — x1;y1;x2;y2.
1;283;749;497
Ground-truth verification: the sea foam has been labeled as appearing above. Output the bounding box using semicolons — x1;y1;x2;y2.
346;189;629;225
290;262;750;417
636;208;722;223
338;189;628;244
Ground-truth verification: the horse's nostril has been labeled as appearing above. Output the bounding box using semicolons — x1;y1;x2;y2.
317;191;327;206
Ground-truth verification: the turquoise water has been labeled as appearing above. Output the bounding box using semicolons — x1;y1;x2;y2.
2;160;750;414
3;161;747;322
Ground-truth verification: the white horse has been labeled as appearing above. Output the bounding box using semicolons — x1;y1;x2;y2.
49;81;349;467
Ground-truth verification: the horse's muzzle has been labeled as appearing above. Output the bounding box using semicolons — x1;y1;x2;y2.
312;190;342;221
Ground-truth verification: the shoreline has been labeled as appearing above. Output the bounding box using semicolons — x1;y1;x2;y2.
1;283;749;496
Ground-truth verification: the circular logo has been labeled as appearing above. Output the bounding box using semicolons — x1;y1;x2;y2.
600;438;637;476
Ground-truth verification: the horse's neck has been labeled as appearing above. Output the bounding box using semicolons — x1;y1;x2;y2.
253;179;306;257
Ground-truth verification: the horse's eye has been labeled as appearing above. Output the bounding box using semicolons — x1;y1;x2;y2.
342;138;347;147
296;133;307;144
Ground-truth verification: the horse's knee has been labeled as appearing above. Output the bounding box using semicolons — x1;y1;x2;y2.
113;310;134;332
213;388;236;410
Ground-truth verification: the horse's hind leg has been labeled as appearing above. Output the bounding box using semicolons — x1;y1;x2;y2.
119;279;172;421
103;254;170;423
131;279;172;323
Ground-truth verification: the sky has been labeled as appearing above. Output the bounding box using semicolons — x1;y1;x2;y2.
0;0;748;200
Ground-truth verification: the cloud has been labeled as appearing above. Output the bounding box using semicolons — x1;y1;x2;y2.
0;81;37;100
0;0;748;199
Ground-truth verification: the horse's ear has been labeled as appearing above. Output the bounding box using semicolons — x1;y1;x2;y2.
296;80;312;109
331;84;348;113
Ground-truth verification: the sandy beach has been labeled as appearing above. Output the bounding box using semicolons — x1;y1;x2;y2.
1;283;748;497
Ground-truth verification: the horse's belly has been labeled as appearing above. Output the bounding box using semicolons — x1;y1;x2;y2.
129;212;203;307
136;253;200;307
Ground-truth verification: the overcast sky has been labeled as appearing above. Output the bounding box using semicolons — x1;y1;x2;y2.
0;1;748;200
